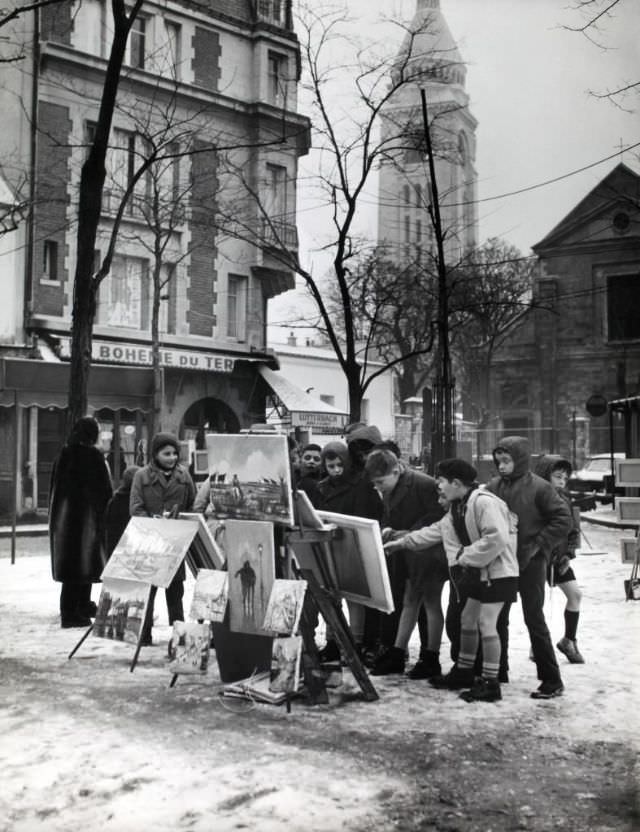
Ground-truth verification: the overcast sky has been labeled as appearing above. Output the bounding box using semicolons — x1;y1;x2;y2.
270;0;640;337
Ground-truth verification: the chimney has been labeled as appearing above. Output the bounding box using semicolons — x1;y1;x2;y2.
287;331;297;346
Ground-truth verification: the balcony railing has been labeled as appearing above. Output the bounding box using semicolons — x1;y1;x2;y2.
261;219;298;251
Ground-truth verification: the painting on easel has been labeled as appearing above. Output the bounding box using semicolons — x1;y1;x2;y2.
167;621;210;675
189;569;229;622
262;579;307;635
102;517;198;587
224;519;275;635
204;433;294;525
93;578;152;644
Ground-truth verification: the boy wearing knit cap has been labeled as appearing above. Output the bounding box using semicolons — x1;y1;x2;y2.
130;432;196;644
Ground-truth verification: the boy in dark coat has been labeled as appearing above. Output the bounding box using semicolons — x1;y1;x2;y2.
104;465;140;558
486;436;572;698
130;433;196;642
49;416;113;628
365;449;446;678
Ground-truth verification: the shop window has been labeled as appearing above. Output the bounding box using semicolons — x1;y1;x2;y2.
607;273;640;341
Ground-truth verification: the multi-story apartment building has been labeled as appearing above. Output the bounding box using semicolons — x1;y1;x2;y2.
0;0;310;516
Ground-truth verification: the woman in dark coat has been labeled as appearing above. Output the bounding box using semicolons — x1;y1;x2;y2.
49;416;113;628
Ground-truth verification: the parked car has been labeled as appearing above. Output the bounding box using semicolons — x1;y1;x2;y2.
569;453;625;507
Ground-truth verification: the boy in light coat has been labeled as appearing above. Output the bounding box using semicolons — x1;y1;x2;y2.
384;458;518;702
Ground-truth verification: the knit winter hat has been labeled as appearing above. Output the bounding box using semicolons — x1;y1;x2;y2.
345;424;383;448
150;432;180;459
321;440;350;468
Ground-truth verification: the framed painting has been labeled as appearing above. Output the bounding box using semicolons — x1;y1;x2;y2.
167;621;210;675
615;498;640;525
93;578;151;645
292;489;325;530
102;517;198;587
316;510;394;613
615;459;640;488
269;635;303;694
620;538;639;564
262;579;307;635
204;433;294;525
224;519;276;635
189;569;229;622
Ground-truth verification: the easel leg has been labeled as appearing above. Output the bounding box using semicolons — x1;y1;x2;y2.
169;673;179;688
68;623;94;660
303;571;378;702
130;586;157;673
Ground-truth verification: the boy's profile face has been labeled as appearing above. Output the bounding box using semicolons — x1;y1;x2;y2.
494;451;515;476
437;476;466;501
551;469;569;489
370;467;401;495
324;457;344;478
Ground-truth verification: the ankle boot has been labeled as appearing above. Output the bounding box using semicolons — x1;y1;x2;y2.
459;676;502;703
370;646;405;676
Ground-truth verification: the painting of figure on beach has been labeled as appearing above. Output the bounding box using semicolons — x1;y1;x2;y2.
93;578;151;645
167;621;210;675
189;569;229;622
224;520;275;636
101;517;198;588
204;434;293;525
262;579;307;635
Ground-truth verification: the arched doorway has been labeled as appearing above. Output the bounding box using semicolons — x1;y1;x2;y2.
181;397;240;449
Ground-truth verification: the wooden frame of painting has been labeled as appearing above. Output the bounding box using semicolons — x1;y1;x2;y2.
316;510;394;613
178;512;225;571
615;498;640;525
620;537;639;564
204;433;294;525
292;489;325;530
615;459;640;488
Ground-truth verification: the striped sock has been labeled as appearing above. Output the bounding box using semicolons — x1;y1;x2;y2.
458;627;478;670
481;634;501;679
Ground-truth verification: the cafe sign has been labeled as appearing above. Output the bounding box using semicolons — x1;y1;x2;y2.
57;337;238;373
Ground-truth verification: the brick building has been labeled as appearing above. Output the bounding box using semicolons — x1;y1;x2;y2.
487;163;640;463
0;0;310;517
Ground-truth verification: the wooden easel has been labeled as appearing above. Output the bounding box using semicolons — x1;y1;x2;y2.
287;526;378;703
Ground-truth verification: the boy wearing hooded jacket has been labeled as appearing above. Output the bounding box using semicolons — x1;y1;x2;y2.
486;436;572;699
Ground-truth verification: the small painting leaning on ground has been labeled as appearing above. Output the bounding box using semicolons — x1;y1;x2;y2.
189;569;229;622
93;578;152;644
224;519;276;636
204;433;294;525
102;517;199;588
262;579;307;635
269;635;303;694
167;621;210;675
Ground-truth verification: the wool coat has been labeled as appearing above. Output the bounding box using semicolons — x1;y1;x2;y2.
129;462;195;518
49;444;113;583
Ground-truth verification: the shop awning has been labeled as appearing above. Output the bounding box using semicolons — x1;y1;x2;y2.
0;357;154;411
258;365;348;431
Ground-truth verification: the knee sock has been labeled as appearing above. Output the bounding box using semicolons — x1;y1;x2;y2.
564;610;579;641
457;627;478;670
480;635;500;679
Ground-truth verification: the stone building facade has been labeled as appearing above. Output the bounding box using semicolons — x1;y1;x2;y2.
0;0;310;517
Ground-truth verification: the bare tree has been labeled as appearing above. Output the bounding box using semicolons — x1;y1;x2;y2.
216;2;466;422
67;0;143;430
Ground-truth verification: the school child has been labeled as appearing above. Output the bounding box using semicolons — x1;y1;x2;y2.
130;433;196;644
534;455;585;663
364;449;446;678
383;458;518;702
486;436;572;699
315;440;383;659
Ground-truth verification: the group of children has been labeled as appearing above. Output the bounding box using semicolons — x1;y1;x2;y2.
52;418;584;704
292;430;584;703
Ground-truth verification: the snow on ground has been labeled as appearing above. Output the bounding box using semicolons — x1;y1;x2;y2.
0;520;638;832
